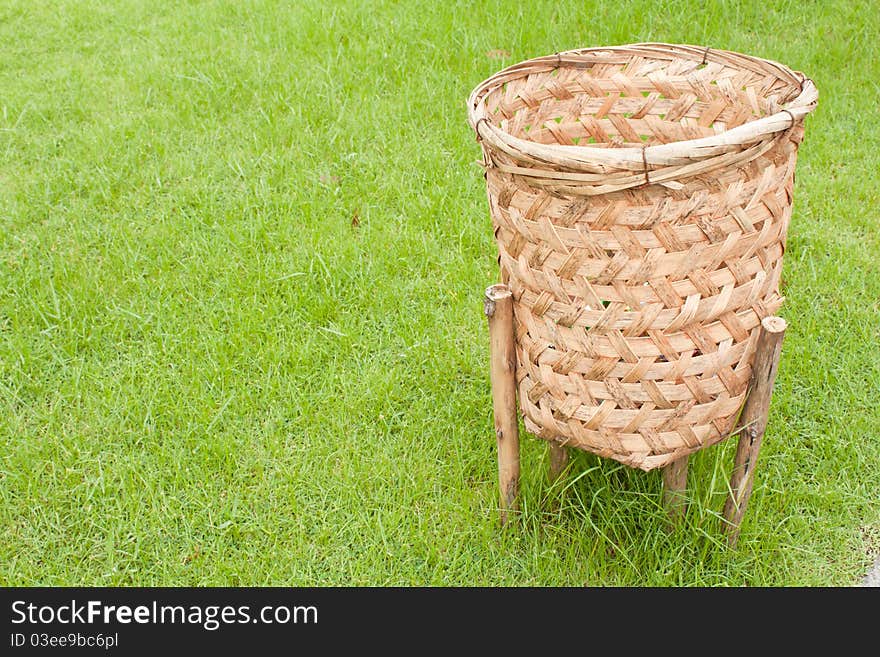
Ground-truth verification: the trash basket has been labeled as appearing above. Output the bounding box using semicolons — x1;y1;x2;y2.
468;43;817;471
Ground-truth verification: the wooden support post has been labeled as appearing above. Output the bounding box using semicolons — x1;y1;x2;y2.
485;284;520;524
722;315;787;547
661;455;689;523
548;442;569;483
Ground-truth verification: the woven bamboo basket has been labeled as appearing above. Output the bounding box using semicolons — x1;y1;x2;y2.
468;43;817;471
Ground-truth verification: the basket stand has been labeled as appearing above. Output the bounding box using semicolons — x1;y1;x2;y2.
485;283;787;546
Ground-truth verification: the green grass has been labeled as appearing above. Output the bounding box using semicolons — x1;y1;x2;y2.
1;0;878;586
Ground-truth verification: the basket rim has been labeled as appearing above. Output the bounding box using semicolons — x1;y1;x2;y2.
467;42;818;172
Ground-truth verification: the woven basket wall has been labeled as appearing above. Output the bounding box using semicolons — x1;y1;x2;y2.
468;43;817;471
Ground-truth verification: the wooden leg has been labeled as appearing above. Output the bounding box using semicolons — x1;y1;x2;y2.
662;455;689;523
485;284;520;525
548;442;569;483
722;316;787;547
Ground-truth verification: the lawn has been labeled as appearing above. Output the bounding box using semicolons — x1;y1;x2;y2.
1;0;877;586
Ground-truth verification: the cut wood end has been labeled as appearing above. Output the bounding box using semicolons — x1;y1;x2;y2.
485;283;512;301
761;316;787;334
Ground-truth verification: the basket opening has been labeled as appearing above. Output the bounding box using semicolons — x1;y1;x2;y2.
481;53;801;149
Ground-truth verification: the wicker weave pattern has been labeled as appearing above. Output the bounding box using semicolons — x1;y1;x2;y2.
468;44;816;471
